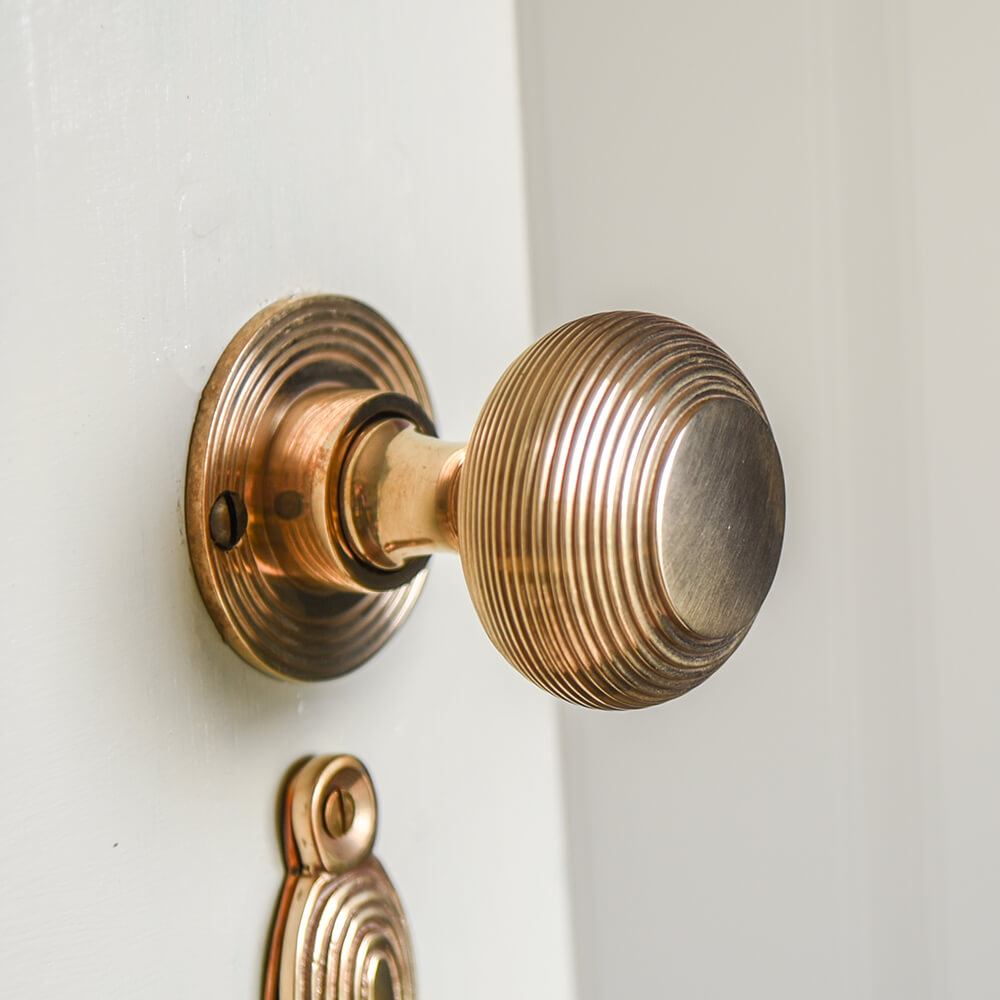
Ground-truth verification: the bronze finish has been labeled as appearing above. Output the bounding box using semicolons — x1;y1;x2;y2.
185;295;434;680
460;313;784;708
322;787;356;838
342;425;464;569
265;755;415;1000
187;297;784;707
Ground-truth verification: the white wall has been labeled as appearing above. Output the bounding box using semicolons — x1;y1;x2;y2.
518;1;999;996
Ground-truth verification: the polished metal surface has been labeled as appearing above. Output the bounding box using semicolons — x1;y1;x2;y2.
342;424;463;570
656;397;784;641
185;295;434;680
265;755;415;1000
460;312;784;708
188;297;784;707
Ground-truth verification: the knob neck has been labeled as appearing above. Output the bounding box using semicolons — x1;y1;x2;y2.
340;421;464;571
265;390;437;595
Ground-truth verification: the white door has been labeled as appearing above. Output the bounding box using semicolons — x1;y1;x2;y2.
0;3;575;997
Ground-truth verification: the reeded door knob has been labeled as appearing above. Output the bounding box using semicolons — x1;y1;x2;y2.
187;296;784;709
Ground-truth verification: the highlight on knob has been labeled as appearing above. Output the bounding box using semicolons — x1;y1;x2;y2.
186;295;784;708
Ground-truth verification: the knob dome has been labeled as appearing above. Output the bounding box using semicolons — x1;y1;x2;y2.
458;311;785;709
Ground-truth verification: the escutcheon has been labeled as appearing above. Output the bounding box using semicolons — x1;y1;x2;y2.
264;755;415;1000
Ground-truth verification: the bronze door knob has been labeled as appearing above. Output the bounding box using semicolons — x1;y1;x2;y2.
187;296;784;709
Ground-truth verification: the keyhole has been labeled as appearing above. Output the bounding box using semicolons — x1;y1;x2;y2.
371;956;395;1000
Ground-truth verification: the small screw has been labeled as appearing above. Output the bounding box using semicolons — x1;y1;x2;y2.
323;788;356;839
209;491;247;550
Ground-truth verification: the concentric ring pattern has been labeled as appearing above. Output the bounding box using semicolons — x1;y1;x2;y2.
288;860;415;1000
186;295;433;680
459;311;783;709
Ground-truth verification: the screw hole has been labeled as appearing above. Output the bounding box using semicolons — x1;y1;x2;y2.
274;490;304;519
209;491;248;550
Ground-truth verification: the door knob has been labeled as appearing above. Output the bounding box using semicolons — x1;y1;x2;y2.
186;295;784;709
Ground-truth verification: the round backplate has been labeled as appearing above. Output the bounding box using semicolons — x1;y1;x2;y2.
186;295;433;680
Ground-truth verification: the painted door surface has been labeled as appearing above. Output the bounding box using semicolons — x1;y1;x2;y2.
0;3;574;997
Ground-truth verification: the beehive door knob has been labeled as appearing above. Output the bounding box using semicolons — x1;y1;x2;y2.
187;298;784;708
458;313;784;708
